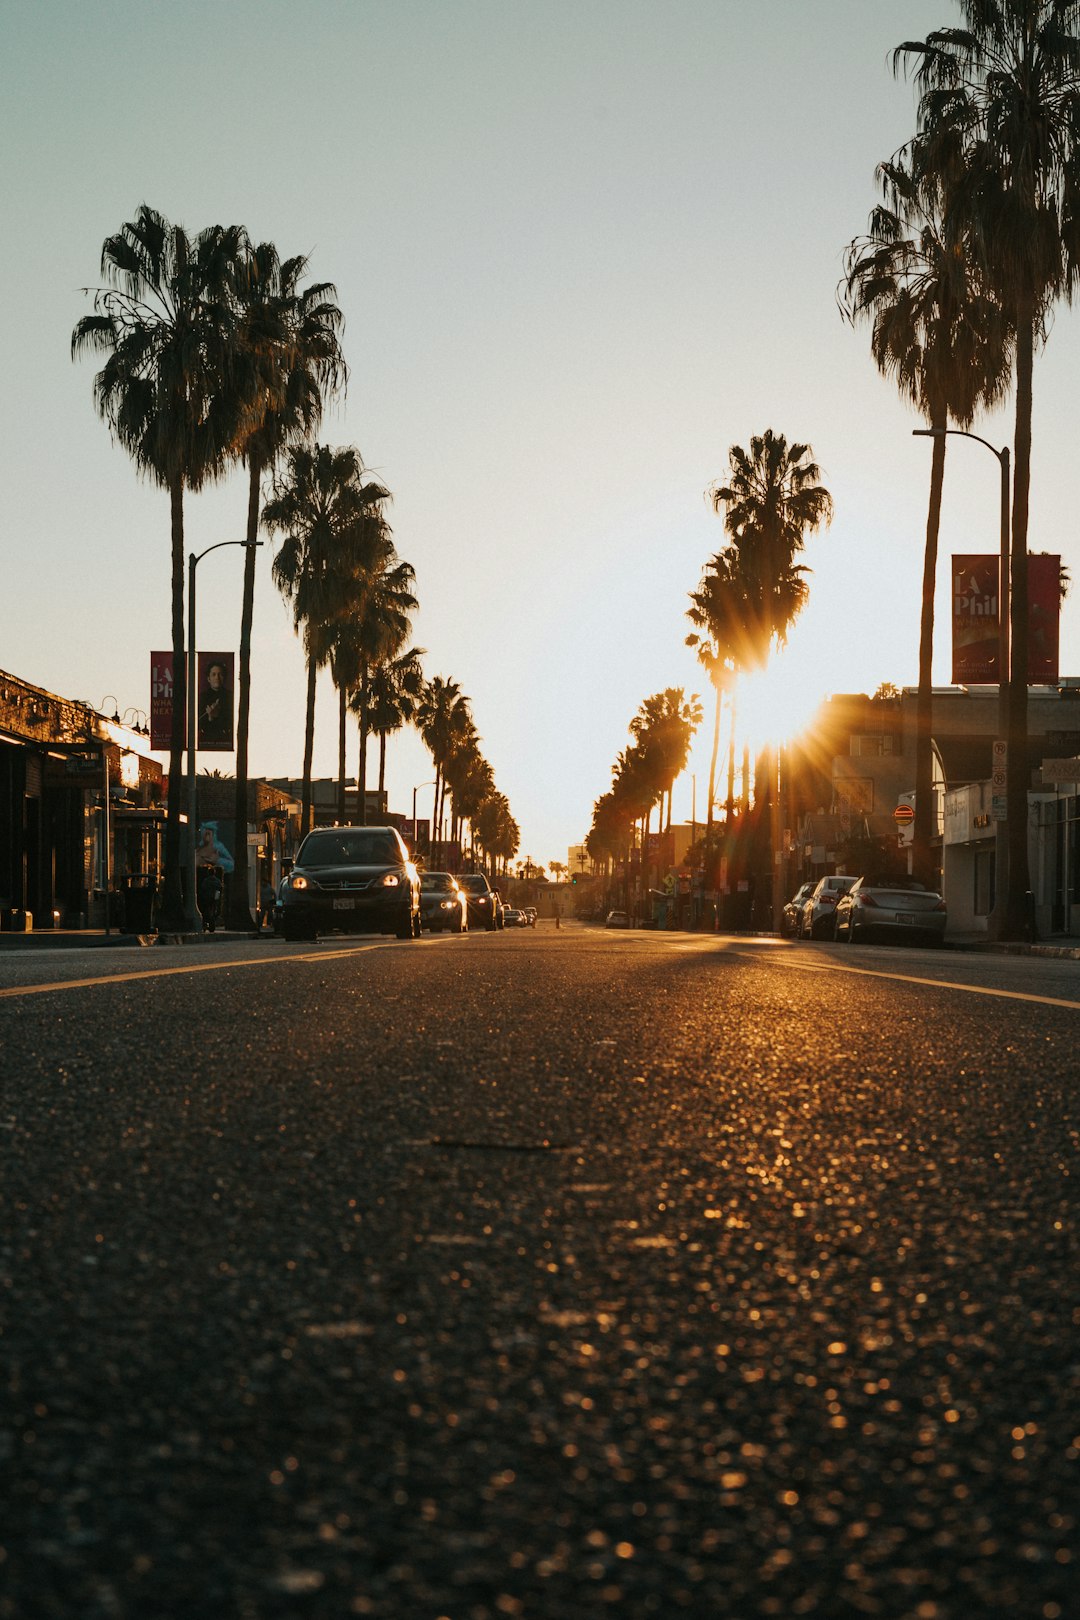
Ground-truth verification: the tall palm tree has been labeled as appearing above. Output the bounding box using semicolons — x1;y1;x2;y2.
630;689;703;833
368;646;426;798
416;678;471;852
72;205;245;928
227;243;346;926
263;444;387;835
686;548;749;832
709;431;833;927
343;553;418;823
708;431;832;667
842;154;1013;885
895;1;1080;931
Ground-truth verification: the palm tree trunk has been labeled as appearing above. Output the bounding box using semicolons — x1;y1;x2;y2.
337;684;348;823
302;653;317;837
378;733;387;795
726;691;737;821
706;677;721;836
227;455;262;929
1004;305;1034;937
913;412;947;887
160;471;187;930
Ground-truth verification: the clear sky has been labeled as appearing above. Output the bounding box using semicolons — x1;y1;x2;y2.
4;1;1079;867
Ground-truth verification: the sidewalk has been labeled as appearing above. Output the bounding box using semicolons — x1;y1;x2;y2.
0;928;269;951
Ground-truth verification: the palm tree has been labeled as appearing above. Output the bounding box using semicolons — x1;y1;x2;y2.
263;444;388;835
72;205;245;928
343;553;418;823
686;549;749;832
895;1;1080;932
630;689;703;833
709;431;833;927
842;154;1012;886
416;678;471;854
708;432;832;667
227;243;346;926
368;646;426;798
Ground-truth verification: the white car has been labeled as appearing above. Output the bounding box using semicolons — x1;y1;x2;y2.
605;909;630;929
800;875;856;939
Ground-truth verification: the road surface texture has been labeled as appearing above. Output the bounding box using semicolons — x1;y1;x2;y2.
1;925;1077;1618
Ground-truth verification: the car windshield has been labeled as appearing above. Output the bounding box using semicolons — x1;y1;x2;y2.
298;830;402;868
458;875;489;893
421;873;456;892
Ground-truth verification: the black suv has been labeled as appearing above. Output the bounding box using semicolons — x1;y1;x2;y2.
279;826;421;942
457;872;502;931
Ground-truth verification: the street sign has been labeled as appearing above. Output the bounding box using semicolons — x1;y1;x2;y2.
893;804;915;825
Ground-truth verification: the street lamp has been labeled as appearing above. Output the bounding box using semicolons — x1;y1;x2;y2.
913;428;1010;938
184;540;262;933
412;780;436;848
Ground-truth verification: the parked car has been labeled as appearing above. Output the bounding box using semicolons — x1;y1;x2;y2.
605;909;630;929
834;874;948;946
800;874;856;939
782;882;815;937
458;872;502;931
419;871;468;933
278;826;420;942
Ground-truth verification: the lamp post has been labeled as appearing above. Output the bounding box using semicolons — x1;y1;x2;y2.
913;428;1010;937
412;780;436;850
184;540;262;933
95;696;120;935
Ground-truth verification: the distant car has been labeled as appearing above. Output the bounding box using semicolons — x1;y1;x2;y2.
782;882;815;937
278;825;421;942
800;874;857;939
605;909;630;929
523;906;537;928
419;871;468;933
502;906;528;928
835;874;947;946
458;872;501;931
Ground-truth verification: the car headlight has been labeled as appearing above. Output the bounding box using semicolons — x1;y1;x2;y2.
439;899;455;910
380;873;401;887
291;874;310;891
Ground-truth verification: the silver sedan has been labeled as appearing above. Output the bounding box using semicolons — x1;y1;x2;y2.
834;875;947;946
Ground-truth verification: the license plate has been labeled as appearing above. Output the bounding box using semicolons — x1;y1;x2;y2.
897;912;916;924
333;898;356;911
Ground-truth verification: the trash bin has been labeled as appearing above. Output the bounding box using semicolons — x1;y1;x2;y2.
121;875;155;933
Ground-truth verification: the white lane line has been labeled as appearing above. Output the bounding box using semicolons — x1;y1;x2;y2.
689;939;1080;1012
0;940;406;1000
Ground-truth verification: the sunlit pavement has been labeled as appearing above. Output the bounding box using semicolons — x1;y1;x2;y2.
2;925;1077;1618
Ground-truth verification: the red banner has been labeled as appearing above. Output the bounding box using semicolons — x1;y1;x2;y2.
952;554;1061;684
150;652;178;751
1028;553;1061;684
952;555;1001;683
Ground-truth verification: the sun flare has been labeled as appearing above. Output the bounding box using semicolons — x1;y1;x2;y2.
737;647;831;752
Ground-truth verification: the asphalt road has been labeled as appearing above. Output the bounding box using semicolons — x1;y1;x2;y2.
1;924;1077;1619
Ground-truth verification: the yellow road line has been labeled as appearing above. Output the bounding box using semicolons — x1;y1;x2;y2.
0;940;398;1000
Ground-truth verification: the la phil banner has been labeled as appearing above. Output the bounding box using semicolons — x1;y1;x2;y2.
952;554;1060;684
150;651;235;751
150;651;178;751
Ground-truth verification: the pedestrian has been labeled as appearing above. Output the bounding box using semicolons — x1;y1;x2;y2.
258;878;275;931
197;863;223;932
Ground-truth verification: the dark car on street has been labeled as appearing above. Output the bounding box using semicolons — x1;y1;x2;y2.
278;826;421;942
457;872;502;931
419;871;468;933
